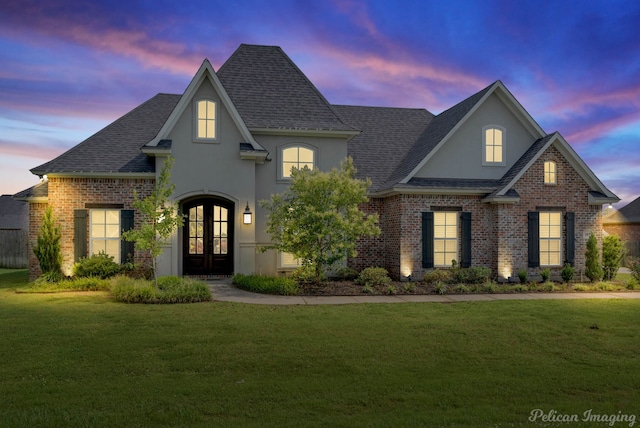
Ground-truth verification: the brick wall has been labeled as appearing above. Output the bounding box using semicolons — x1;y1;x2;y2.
28;177;155;280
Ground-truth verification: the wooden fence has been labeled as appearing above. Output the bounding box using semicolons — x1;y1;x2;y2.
0;229;28;268
625;241;640;260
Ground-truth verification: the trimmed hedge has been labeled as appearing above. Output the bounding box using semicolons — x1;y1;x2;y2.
232;274;299;295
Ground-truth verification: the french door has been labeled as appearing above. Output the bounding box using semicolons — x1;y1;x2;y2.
183;198;234;275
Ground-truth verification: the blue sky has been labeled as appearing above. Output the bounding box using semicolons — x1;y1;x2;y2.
1;0;639;206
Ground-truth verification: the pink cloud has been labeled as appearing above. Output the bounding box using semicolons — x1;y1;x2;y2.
0;139;67;161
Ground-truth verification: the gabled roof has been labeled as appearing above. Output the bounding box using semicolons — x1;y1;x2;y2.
335;105;433;191
217;44;357;133
13;180;49;202
604;196;640;224
31;94;180;176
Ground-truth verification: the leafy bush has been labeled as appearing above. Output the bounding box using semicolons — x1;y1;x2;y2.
585;232;603;282
517;268;528;283
540;268;550;282
73;252;122;279
602;234;625;281
454;284;469;293
452;267;468;284
628;258;640;283
232;274;299;296
467;267;492;284
482;282;500;294
332;267;359;281
434;281;449;295
362;284;375;294
423;269;452;284
403;282;415;293
356;267;391;288
561;263;574;282
291;264;321;284
385;285;397;295
111;275;211;303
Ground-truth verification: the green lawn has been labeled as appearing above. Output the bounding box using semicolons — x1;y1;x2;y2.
1;269;639;427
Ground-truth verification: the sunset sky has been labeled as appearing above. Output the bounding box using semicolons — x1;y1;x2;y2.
1;0;639;207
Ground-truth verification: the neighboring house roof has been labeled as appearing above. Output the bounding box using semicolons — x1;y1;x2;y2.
335;105;433;192
13;180;49;203
604;196;640;224
217;44;356;133
31;94;180;176
0;195;28;230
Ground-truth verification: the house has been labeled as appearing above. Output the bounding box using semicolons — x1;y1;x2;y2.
603;196;640;258
15;44;619;281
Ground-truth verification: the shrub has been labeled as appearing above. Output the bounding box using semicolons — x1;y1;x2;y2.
33;206;63;282
585;232;603;282
403;282;415;293
385;285;397;295
423;269;452;284
362;284;375;294
540;268;550;282
467;267;492;284
517;268;528;283
232;274;299;296
434;281;449;295
291;264;321;284
452;267;468;284
561;263;575;282
602;234;625;281
454;284;469;293
332;267;359;281
73;252;122;279
482;282;500;294
625;278;638;290
628;258;640;283
356;267;391;288
111;275;211;303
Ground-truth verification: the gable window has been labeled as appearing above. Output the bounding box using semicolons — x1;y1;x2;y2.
196;100;216;140
433;212;458;267
280;144;316;179
544;161;556;184
539;211;562;266
483;126;505;165
90;209;121;261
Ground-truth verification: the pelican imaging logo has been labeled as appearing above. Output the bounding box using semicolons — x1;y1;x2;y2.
529;409;637;426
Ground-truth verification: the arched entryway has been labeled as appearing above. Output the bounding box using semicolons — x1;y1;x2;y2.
182;197;234;275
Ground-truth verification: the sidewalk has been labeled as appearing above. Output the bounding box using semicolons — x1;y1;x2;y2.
208;280;640;305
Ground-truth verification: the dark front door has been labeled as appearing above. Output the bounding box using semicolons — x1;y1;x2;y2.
183;198;234;275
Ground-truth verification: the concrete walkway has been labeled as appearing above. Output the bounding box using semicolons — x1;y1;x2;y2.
208;279;640;305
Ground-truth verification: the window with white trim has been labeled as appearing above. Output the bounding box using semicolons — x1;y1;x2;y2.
434;212;458;267
483;126;505;165
539;211;562;266
90;209;120;260
544;161;556;184
196;99;216;140
281;145;315;178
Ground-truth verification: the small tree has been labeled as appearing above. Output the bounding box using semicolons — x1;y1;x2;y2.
585;232;603;282
33;206;63;282
602;234;625;281
122;156;184;285
260;157;380;283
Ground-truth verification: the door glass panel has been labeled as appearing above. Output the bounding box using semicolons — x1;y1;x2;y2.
212;204;228;255
188;206;204;254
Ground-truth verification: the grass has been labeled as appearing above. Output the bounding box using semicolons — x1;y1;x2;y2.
1;269;640;427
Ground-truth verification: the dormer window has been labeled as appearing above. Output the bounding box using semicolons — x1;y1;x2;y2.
280;144;316;179
544;161;556;184
196;99;216;140
483;126;505;166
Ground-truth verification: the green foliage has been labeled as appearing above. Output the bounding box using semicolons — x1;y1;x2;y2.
423;269;453;284
290;264;321;284
362;284;375;294
121;156;184;284
356;267;391;288
434;281;449;295
540;268;550;282
467;267;492;284
561;263;575;282
403;282;415;293
332;267;359;281
602;234;625;281
21;276;111;293
385;285;397;295
73;252;121;279
110;275;211;303
517;268;528;283
585;232;603;282
260;157;380;282
232;274;299;296
482;282;500;294
33;206;63;281
630;258;640;283
454;284;470;293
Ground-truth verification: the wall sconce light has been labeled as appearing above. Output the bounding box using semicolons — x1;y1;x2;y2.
243;202;252;225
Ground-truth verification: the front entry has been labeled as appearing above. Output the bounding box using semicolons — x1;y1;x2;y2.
183;198;234;275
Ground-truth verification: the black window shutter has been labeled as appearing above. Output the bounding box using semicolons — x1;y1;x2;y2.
528;212;540;268
74;209;88;262
422;212;434;269
121;210;135;264
460;212;472;268
565;212;575;266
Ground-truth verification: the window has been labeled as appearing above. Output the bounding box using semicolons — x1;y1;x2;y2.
434;212;458;267
539;212;562;266
213;205;228;255
196;100;216;140
544;161;556;184
281;145;315;178
483;126;505;165
90;209;120;261
188;205;204;255
280;252;301;268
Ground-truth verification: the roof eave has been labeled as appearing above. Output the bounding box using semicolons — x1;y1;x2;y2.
588;193;620;206
250;127;361;139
